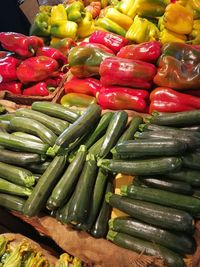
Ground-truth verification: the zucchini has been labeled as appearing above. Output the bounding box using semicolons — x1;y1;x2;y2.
90;180;114;238
112;139;187;158
0;121;10;132
135;177;193;195
25;160;51;174
165;168;200;186
0;148;42;166
193;189;200;199
181;125;200;131
67;153;98;225
107;231;185;267
16;108;69;135
0;177;32;197
109;216;195;254
47;104;101;157
46;145;87;210
0;162;35;188
9;116;57;146
121;185;200;215
58;193;75;224
98;157;182;176
149;110;200;126
106;193;194;233
182;151;200;170
23;154;67;217
88;135;106;156
0;113;15;121
11;132;44;143
32;101;80;123
98;111;128;159
0;193;25;212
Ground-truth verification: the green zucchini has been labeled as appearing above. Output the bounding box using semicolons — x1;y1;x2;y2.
193;189;200;199
0;113;15;121
181;125;200;131
0;121;10;132
9;116;57;146
16;108;69;135
11;131;44;143
47;104;101;157
0;177;32;197
98;111;128;159
98;157;182;176
0;162;35;188
139;123;178;132
121;185;200;215
23;154;67;217
67;153;98;225
46;145;87;210
109;216;195;254
32;101;80;123
0;193;25;212
182;151;200;170
90;180;114;238
165;168;200;186
107;231;185;267
25;160;52;174
88;135;106;156
106;193;194;233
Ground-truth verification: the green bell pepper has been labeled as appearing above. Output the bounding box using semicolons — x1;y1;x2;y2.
29;12;51;37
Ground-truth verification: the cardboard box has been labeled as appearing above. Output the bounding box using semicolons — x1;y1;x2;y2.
20;0;39;24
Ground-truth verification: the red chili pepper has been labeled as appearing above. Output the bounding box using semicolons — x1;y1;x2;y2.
97;86;149;111
89;30;129;54
16;56;59;84
0;81;22;94
23;82;49;96
36;46;67;66
149;87;200;113
79;42;115;54
117;41;161;63
99;57;157;89
0;56;21;82
0;32;44;58
64;77;102;96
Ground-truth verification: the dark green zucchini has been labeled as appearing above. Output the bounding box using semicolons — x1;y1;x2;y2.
32;101;80;123
88;135;106;157
106;193;194;233
16;108;69;135
182;151;200;170
11;131;44;143
23;154;67;217
121;185;200;215
9;116;57;146
107;231;185;267
25;160;52;174
98;111;128;159
0;193;25;212
165;168;200;186
0;178;32;197
0;162;35;188
46;145;87;210
57;193;74;224
47;104;101;157
181;125;200;131
109;216;195;254
98;157;182;176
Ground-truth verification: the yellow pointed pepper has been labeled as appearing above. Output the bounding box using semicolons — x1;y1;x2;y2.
77;11;95;38
189;19;200;44
50;4;67;25
159;29;187;44
50;20;78;39
163;3;193;35
95;17;126;36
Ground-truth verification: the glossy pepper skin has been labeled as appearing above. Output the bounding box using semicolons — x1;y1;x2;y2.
99;57;157;89
23;82;49;96
50;4;67;24
0;56;21;82
68;46;113;78
159;28;187;44
95;18;126;37
29;12;51;37
79;42;114;54
50;20;78;39
36;46;67;66
50;37;77;56
66;1;85;23
77;11;95;38
16;56;59;84
64;77;102;96
61;93;97;107
0;82;22;94
154;56;200;90
0;32;44;58
117;41;161;63
97;86;149;111
149;87;200;113
89;30;129;54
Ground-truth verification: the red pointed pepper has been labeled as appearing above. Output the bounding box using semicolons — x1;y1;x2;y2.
36;46;67;66
16;56;59;84
79;42;115;54
23;82;49;96
0;81;22;94
64;77;102;96
0;32;44;58
99;57;157;89
0;56;21;82
97;86;149;111
117;41;161;63
89;30;129;54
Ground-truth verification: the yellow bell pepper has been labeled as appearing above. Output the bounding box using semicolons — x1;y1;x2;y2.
77;11;95;38
189;19;200;44
125;15;159;43
116;0;135;17
178;0;200;19
50;20;78;39
104;7;133;30
50;37;62;46
159;28;187;44
50;4;67;25
163;3;193;35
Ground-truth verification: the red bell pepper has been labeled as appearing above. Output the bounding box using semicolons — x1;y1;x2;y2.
36;46;67;66
0;51;14;59
117;41;161;63
16;56;59;84
64;77;102;96
89;30;129;54
0;56;21;82
0;81;22;94
79;42;115;54
149;87;200;113
23;82;49;96
97;86;149;111
0;32;44;58
99;57;157;89
61;93;97;107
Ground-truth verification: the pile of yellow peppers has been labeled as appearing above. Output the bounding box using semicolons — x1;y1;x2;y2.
30;0;200;45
